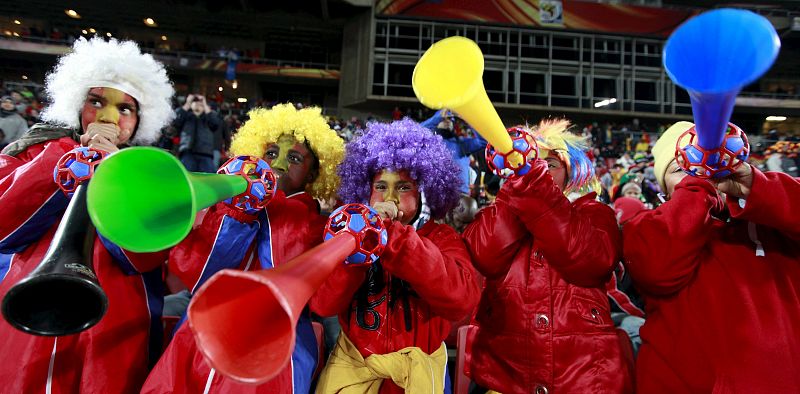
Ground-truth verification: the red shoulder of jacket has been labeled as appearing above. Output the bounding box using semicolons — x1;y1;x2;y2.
286;191;320;213
416;220;459;241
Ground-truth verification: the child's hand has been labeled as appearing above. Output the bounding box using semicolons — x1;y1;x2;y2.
372;201;404;222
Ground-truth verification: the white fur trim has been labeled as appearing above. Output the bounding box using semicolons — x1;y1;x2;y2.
40;37;174;145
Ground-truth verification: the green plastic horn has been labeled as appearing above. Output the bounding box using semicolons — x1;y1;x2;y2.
87;147;247;253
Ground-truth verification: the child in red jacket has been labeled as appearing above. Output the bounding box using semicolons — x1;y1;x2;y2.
463;119;632;394
624;121;800;393
0;37;174;393
142;104;344;394
311;118;480;394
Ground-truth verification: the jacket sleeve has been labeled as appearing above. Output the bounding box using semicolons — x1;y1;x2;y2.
380;222;480;321
168;202;261;292
726;168;800;241
0;138;75;253
501;160;620;287
462;198;529;279
309;263;370;317
308;206;372;317
460;135;488;156
623;176;722;297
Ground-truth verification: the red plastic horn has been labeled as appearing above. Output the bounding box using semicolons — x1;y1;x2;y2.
187;203;388;384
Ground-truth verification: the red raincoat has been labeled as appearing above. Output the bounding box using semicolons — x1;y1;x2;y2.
310;220;481;394
0;136;166;394
623;170;800;393
462;160;632;394
142;191;326;394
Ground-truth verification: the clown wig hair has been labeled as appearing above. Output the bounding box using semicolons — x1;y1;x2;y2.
524;118;600;195
229;103;344;201
41;37;174;145
337;118;462;219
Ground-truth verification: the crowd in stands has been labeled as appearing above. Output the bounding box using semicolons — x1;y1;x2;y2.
3;82;798;200
4;24;290;64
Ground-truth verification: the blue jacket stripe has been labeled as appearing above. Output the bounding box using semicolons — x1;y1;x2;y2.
142;268;165;367
193;215;260;292
0;191;69;254
291;313;319;394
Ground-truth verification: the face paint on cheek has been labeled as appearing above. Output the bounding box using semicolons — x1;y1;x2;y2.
80;105;97;132
272;136;296;172
398;191;419;219
396;172;420;224
80;87;139;143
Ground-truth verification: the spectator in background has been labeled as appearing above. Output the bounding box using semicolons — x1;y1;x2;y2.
617;151;635;168
635;132;651;152
213;114;235;167
421;110;486;195
0;96;28;145
446;194;479;233
173;94;221;172
24;98;43;127
600;163;618;191
0;129;6;151
621;182;642;200
9;91;28;114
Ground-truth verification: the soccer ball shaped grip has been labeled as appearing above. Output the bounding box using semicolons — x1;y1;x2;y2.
217;156;277;215
53;147;108;195
675;123;750;179
485;126;539;179
324;203;388;265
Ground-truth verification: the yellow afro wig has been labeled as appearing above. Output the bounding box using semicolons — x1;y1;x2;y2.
229;103;344;201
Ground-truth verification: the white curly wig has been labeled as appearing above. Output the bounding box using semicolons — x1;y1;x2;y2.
40;37;174;145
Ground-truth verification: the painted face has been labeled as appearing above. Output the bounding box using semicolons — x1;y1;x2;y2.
663;160;688;199
264;134;318;196
369;170;419;226
80;87;139;145
544;152;568;191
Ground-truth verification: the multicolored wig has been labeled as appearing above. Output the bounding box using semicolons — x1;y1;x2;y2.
229;103;344;201
523;118;600;195
337;118;462;219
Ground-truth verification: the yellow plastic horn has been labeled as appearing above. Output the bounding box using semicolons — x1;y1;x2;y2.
413;36;522;168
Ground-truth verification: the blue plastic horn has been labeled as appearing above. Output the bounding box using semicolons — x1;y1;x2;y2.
663;9;780;177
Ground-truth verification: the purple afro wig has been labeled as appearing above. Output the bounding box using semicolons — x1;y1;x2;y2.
338;118;463;219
